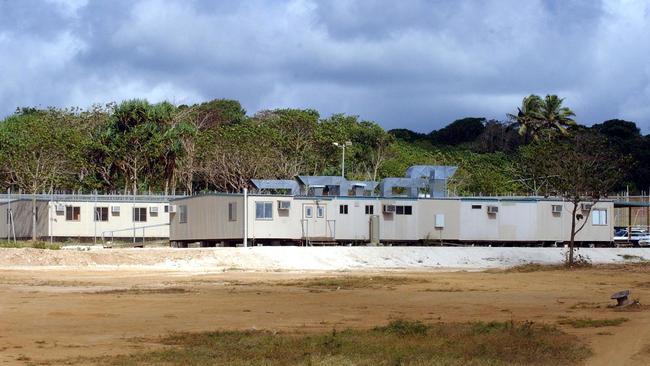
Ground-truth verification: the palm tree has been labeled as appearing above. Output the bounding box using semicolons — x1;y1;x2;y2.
507;94;543;142
538;94;577;138
508;94;577;141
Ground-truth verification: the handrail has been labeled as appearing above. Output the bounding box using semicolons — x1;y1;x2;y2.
101;223;170;245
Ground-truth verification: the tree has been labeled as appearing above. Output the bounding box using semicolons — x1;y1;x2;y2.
508;94;576;141
102;100;182;194
429;117;486;146
473;120;522;153
591;119;646;193
519;132;627;265
0;110;83;239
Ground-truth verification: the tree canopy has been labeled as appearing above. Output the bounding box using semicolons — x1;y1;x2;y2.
0;96;647;197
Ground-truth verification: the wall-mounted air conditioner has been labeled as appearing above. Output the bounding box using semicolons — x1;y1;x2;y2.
278;200;291;210
167;205;177;213
55;204;65;213
383;204;396;214
487;206;499;214
111;206;120;213
580;203;593;211
552;205;563;213
150;206;159;214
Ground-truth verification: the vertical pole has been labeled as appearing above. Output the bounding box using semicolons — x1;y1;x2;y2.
93;190;97;245
50;188;53;245
341;146;345;178
628;206;632;244
645;187;650;232
31;194;36;241
243;188;248;247
133;192;136;244
7;188;10;242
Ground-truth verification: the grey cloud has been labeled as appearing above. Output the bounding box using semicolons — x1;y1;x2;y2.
0;0;649;132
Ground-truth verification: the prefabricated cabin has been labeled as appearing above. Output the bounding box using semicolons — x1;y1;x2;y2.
168;194;614;247
1;195;173;242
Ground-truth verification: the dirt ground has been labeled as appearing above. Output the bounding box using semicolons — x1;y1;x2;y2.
1;266;650;365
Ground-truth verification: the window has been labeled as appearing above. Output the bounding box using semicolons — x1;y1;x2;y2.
471;205;482;209
305;206;313;218
317;206;325;218
65;206;80;221
394;205;413;215
94;207;109;222
133;207;147;222
339;204;349;214
179;205;187;223
256;202;273;220
592;209;607;226
228;202;237;221
365;205;374;215
164;205;170;213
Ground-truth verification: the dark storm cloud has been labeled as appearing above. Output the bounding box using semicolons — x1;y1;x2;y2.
0;0;649;132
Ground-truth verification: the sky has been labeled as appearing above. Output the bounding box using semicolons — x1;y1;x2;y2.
0;0;649;133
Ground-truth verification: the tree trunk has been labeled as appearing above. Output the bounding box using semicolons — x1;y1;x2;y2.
568;203;578;266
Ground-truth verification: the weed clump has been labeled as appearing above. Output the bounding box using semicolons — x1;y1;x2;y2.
0;240;60;250
557;317;628;328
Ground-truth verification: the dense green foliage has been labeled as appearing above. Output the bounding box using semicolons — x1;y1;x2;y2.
0;95;647;195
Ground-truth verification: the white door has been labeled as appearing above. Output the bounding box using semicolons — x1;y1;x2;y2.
303;204;328;239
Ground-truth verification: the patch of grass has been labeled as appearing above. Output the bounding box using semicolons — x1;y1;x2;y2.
69;320;590;366
90;287;190;295
0;240;60;250
505;263;565;273
618;254;648;261
420;287;464;292
569;302;601;310
557;317;629;328
278;276;428;290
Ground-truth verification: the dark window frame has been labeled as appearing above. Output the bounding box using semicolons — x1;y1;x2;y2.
365;205;374;215
133;207;147;222
65;206;81;221
94;206;109;222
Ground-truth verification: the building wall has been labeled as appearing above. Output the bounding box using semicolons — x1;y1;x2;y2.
459;200;538;242
48;200;170;239
248;196;318;241
418;199;461;242
170;195;243;242
0;200;49;240
377;199;419;241
169;195;616;245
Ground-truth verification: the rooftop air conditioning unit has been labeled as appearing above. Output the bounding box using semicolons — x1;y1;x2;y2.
55;204;65;213
487;206;499;214
150;206;159;214
383;204;396;214
552;205;563;214
111;206;120;213
580;203;593;211
167;205;177;213
278;200;291;210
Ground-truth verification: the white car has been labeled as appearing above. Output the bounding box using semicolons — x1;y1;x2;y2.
639;236;650;247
